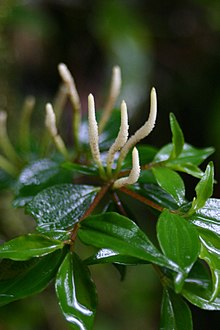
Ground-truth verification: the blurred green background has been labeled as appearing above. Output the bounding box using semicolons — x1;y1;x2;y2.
0;0;219;329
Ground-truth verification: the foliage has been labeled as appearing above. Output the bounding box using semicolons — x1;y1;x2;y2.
0;65;219;330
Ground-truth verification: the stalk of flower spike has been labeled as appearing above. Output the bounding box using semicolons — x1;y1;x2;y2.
88;94;105;177
99;66;121;134
45;103;69;160
19;96;35;151
116;87;157;172
0;111;21;164
113;147;140;189
106;100;129;176
58;63;81;150
0;154;17;176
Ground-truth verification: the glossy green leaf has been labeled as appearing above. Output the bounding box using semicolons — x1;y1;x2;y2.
169;113;184;160
0;249;65;306
154;143;214;166
26;184;99;235
182;260;220;310
152;167;185;206
78;212;179;271
157;210;200;292
189;198;220;236
166;163;204;179
85;248;150;265
61;162;98;176
160;289;192;330
14;159;71;207
0;234;64;261
55;252;97;330
132;184;179;210
199;230;220;300
189;162;214;215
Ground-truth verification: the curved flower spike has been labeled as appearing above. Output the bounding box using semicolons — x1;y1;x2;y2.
88;94;105;176
45;103;69;159
113;147;140;189
116;87;157;171
99;65;121;133
106;100;129;175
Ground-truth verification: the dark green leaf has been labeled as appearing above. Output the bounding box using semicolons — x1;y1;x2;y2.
78;212;179;271
55;252;97;330
0;234;64;260
160;289;192;330
85;248;150;265
157;210;200;292
189;198;220;236
183;260;220;310
123;145;158;168
154;143;214;166
166;163;204;179
26;184;99;235
199;230;220;300
189;162;214;215
133;184;179;210
99;109;121;150
61;162;98;176
169;113;184;159
152;167;185;206
0;249;66;306
14;159;71;207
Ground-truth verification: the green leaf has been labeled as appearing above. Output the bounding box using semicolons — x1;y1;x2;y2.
189;198;220;236
189;162;214;215
133;184;179;210
14;159;71;207
157;210;200;292
152;167;185;206
154;143;214;166
182;260;220;310
61;162;98;176
123;145;158;168
85;248;150;265
169;113;184;159
26;184;99;235
199;230;220;301
0;234;64;261
166;163;204;179
0;249;66;306
55;252;97;330
78;212;179;271
160;289;192;330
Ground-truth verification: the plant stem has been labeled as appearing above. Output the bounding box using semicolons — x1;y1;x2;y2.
111;192;128;216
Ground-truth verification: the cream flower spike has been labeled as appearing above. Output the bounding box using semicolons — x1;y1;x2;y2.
88;94;104;175
106;100;129;175
117;87;157;170
45;103;69;159
113;147;140;189
99;65;121;133
58;63;81;113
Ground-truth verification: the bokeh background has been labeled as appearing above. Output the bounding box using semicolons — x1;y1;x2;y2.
0;0;219;329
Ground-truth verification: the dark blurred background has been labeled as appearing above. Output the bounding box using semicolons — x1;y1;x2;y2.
0;0;219;329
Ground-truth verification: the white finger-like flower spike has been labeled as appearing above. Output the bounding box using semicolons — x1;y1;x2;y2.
106;100;129;174
113;147;140;189
45;103;58;137
58;63;81;112
88;94;104;172
99;65;122;133
117;87;157;169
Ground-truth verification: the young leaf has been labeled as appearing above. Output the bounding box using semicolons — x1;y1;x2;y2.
0;234;64;261
199;230;220;301
169;113;184;160
188;162;214;215
157;210;200;292
26;184;99;235
0;249;66;306
189;198;220;236
152;167;185;206
160;289;192;330
55;252;97;330
78;212;179;271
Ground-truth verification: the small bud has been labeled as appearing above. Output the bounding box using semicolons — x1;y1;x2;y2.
113;147;140;189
